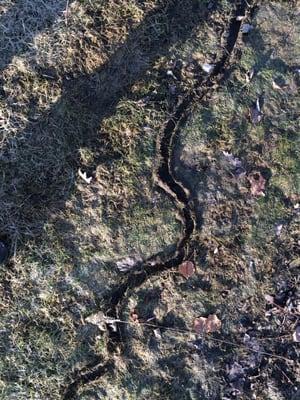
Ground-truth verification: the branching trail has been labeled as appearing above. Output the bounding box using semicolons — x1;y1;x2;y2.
63;1;259;398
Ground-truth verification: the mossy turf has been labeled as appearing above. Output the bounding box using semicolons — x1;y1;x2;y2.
0;1;299;399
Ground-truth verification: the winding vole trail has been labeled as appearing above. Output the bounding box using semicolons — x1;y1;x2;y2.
63;1;259;397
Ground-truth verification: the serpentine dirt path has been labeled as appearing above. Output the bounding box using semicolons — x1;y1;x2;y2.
63;1;260;397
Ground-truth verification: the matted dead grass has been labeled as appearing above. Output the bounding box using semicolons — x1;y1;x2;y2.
0;1;299;399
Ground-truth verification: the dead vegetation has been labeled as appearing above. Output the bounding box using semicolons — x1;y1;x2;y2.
0;1;299;399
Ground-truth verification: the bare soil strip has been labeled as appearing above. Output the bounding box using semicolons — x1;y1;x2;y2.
63;1;260;397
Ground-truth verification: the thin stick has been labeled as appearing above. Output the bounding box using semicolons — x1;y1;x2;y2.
113;319;294;362
64;0;70;26
274;364;295;385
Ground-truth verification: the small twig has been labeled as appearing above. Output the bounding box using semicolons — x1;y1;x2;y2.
274;363;295;385
114;319;294;362
64;0;70;26
255;333;292;342
269;302;300;318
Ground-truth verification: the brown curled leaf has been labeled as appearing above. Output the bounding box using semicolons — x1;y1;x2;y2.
194;314;222;334
248;171;266;197
178;261;195;278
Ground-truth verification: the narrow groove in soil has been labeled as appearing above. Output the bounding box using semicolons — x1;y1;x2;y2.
63;1;258;397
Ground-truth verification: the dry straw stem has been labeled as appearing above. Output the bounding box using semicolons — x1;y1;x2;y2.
109;319;295;363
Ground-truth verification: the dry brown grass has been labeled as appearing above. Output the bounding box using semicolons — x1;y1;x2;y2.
0;1;299;399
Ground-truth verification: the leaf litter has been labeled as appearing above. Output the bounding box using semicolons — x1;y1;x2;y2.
78;168;92;184
222;151;242;168
116;256;142;272
193;314;222;334
201;63;215;74
248;171;266;197
85;311;120;332
293;326;300;342
250;98;263;124
178;261;195;278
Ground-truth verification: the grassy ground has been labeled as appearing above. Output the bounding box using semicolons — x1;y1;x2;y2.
0;1;299;399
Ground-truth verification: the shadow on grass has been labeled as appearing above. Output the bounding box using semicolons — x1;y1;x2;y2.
0;0;74;74
0;0;218;393
0;0;217;256
1;2;299;399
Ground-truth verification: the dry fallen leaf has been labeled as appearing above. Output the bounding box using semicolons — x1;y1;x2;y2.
130;310;139;322
201;63;215;74
179;261;195;278
222;151;242;168
85;312;120;332
275;224;283;236
293;326;300;342
250;98;263;124
264;294;274;304
289;258;300;268
245;68;255;83
194;314;221;334
85;312;107;331
153;328;162;340
272;80;282;90
104;316;120;332
227;362;244;382
78;168;92;184
167;70;177;80
194;317;207;334
116;256;142;272
248;171;266;197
